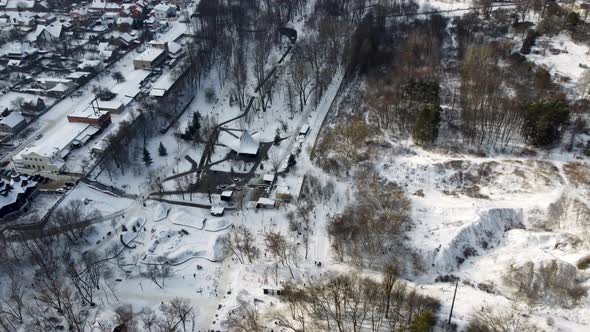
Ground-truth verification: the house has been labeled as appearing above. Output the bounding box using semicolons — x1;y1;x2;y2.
121;2;145;18
167;41;183;59
144;16;161;30
0;175;39;220
35;77;72;90
220;190;233;202
152;3;175;20
133;47;166;70
210;206;224;216
78;59;102;71
36;13;57;25
114;32;138;48
116;16;133;31
70;8;90;24
66;71;91;85
21;98;45;116
67;107;111;128
0;112;26;134
256;197;276;209
47;82;71;97
31;23;63;43
89;0;122;14
6;43;38;60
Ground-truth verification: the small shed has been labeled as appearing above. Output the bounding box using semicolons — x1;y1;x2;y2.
210;206;224;216
276;186;292;201
299;124;310;136
220;190;233;202
262;173;275;184
256;197;276;209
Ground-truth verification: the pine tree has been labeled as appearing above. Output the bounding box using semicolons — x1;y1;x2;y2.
413;105;441;146
143;147;153;166
192;112;202;131
273;128;281;145
191;112;202;143
158;142;167;156
287;154;297;169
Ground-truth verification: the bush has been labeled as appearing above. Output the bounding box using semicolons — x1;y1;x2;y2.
205;87;216;104
566;11;580;27
520;29;538;54
576;254;590;270
409;311;436;332
534;68;551;91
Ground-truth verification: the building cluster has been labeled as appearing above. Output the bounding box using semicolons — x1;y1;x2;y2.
0;0;184;141
0;0;191;179
0;172;40;220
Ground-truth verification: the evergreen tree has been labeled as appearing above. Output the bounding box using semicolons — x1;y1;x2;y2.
287;154;297;169
158;142;167;156
522;99;570;147
143;147;153;166
273;128;281;145
413;105;441;146
191;112;202;143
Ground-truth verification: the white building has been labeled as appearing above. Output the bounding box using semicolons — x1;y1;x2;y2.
13;122;100;178
152;3;175;20
133;47;166;70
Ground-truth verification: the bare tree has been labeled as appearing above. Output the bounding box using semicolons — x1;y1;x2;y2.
225;301;263;332
0;266;26;324
141;257;173;289
221;226;259;264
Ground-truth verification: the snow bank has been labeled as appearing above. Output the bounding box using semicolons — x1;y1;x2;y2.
433;208;524;273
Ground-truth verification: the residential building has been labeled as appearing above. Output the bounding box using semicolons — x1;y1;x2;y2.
31;23;63;43
0;112;26;134
0;175;39;220
167;41;184;59
133;47;166;70
152;3;175;20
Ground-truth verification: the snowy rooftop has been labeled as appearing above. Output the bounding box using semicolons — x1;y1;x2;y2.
96;100;122;110
0;112;25;129
153;3;172;12
210;206;224;215
31;23;62;41
134;47;165;63
16;122;90;158
69;106;108;120
66;71;91;80
0;176;38;211
221;130;260;155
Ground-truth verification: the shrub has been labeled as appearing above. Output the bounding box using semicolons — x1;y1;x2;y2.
576;254;590;270
520;29;538;54
409;311;436;332
204;87;216;103
534;67;551;91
